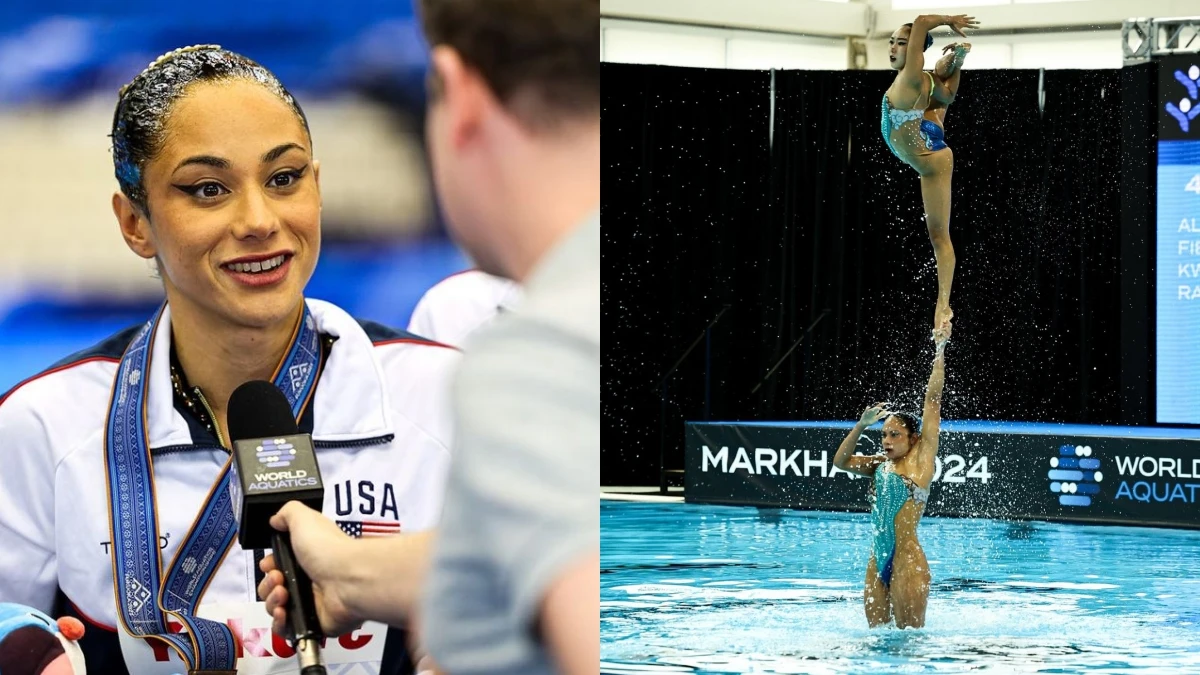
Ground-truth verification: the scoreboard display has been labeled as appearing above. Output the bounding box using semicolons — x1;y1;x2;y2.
1157;55;1200;424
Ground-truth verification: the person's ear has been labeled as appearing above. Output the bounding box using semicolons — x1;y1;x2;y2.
429;46;490;152
113;192;156;259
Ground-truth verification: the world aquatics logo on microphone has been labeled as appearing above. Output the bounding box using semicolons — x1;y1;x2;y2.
256;437;297;468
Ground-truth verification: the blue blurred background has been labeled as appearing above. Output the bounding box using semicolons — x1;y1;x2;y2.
0;1;470;391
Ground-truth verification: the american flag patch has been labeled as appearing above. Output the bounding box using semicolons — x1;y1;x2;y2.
337;520;401;538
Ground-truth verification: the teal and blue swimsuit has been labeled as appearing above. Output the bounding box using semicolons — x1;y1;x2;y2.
870;460;930;586
881;71;948;158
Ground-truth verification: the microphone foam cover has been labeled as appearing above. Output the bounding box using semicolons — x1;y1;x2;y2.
227;380;298;442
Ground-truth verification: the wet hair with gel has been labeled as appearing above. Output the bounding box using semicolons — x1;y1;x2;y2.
886;411;922;439
901;24;935;52
110;45;311;216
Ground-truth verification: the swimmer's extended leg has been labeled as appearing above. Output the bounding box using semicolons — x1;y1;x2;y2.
864;557;892;627
889;542;931;629
932;45;967;123
935;43;970;80
919;150;955;331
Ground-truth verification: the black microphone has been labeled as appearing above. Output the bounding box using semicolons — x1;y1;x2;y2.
227;380;327;675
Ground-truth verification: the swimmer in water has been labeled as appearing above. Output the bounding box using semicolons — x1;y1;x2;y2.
832;321;951;628
882;15;978;333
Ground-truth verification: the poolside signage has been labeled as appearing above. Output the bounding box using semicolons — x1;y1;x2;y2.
1161;57;1200;138
684;421;1200;529
1156;55;1200;424
1047;444;1101;508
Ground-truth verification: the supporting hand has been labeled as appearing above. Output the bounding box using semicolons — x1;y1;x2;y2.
933;321;953;351
934;306;954;333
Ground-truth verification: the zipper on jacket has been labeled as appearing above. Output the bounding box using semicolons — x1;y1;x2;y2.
314;434;394;449
154;436;394;455
193;387;229;450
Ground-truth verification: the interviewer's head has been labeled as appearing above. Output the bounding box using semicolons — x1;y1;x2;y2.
418;0;599;280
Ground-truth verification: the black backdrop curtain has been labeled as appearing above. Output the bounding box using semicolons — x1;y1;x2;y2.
602;63;1123;486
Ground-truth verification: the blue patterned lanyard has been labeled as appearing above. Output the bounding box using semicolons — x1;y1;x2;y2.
104;302;322;671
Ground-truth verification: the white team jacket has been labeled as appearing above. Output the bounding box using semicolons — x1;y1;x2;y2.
0;298;459;675
406;270;522;349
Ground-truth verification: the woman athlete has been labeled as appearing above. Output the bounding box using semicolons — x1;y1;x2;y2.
0;45;458;675
882;15;978;332
833;322;950;628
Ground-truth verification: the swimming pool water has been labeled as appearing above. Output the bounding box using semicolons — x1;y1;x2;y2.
601;501;1200;674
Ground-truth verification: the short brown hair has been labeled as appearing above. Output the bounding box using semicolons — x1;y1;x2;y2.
418;0;598;129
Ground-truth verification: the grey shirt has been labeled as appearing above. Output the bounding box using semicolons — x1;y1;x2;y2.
421;213;599;674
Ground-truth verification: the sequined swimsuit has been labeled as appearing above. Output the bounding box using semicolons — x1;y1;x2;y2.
881;72;948;159
870;460;930;586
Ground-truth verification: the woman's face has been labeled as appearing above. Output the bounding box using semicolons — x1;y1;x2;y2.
881;416;915;459
125;78;321;331
888;27;911;71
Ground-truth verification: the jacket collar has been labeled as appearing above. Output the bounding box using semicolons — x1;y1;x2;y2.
145;299;392;450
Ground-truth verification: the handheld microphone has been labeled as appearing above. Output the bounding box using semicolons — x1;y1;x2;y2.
227;380;326;675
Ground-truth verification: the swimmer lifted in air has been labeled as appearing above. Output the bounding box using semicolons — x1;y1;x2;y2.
882;15;978;333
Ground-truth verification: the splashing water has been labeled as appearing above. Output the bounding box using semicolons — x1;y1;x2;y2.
602;501;1200;674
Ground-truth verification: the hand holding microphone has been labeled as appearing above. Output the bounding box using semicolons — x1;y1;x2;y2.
228;380;331;675
258;501;366;637
259;502;440;645
231;380;436;672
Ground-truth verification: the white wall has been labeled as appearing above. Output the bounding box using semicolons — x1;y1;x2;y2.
864;30;1124;69
877;0;1197;31
603;26;727;68
602;0;1200;34
1010;33;1123;69
601;0;866;38
603;18;1125;70
600;0;1200;70
602;19;848;69
889;0;1089;9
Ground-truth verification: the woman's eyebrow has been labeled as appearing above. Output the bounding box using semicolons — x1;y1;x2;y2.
262;142;306;163
174;155;230;173
172;143;306;175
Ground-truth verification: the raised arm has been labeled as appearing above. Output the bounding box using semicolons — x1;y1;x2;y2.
905;15;979;84
834;404;889;477
899;16;935;81
919;330;950;458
